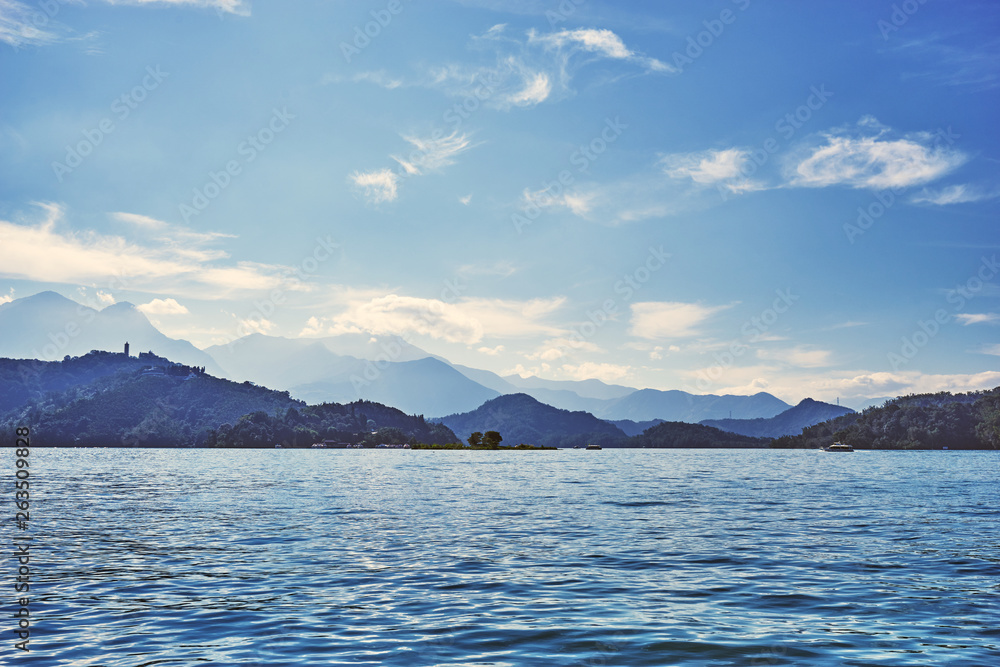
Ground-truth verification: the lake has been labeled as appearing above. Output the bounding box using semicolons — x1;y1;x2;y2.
13;448;1000;666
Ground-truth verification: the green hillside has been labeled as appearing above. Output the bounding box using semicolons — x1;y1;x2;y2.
630;420;769;448
770;388;1000;449
438;393;628;448
0;352;457;447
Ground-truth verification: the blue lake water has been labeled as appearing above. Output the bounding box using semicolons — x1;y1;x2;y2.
12;448;1000;666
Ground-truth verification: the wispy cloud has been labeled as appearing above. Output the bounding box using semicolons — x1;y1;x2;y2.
111;211;235;256
391;131;477;175
343;24;670;110
352;131;476;204
0;203;294;298
713;369;1000;406
303;293;566;345
956;313;1000;325
629;301;729;340
521;186;596;217
910;183;999;205
891;32;1000;91
331;70;404;89
528;27;672;73
660;148;753;187
789;119;966;190
105;0;249;16
0;0;61;48
349;169;399;204
561;361;632;383
528;336;601;361
111;212;167;230
0;0;247;49
756;346;835;368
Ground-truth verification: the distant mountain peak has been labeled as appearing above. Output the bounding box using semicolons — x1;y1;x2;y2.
101;301;139;313
700;398;854;438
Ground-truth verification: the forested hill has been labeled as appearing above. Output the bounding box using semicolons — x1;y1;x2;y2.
770;388;1000;449
0;351;457;447
629;421;769;449
0;352;158;415
437;393;628;448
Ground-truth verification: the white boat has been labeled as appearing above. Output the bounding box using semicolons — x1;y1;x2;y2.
822;442;854;452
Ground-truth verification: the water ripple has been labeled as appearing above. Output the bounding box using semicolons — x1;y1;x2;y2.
13;448;1000;666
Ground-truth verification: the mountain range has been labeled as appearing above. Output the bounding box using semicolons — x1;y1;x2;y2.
0;291;223;375
2;291;795;423
1;292;993;450
437;393;629;448
700;398;855;438
0;350;457;447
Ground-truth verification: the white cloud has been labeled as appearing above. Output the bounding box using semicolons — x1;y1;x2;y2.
561;361;632;383
0;288;14;305
0;203;294;297
911;184;999;205
521;186;596;217
456;260;517;278
95;290;116;305
533;28;632;59
529;28;672;73
660;148;752;186
528;336;601;361
105;0;249;16
351;70;403;89
137;298;189;315
647;345;679;360
699;369;1000;406
478;345;505;356
503;362;551;379
980;344;1000;356
305;294;566;345
367;25;670;111
956;313;1000;325
507;71;552;107
459;194;473;205
110;212;235;259
0;0;61;47
237;316;275;335
355;131;476;203
561;192;596;216
299;316;325;337
111;212;167;229
756;346;834;368
349;169;399;204
0;0;247;49
790;121;967;190
391;131;476;175
325;294;484;344
629;301;728;339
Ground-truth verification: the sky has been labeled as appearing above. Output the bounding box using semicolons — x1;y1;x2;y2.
1;0;998;407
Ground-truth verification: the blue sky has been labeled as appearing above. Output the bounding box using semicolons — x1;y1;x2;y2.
1;0;998;405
